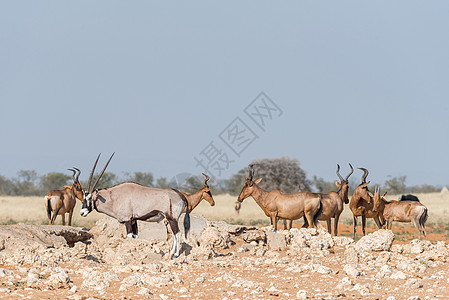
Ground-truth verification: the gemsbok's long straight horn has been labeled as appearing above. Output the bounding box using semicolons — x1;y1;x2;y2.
90;152;115;192
87;153;101;192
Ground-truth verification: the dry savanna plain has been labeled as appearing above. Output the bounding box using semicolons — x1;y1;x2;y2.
0;191;449;299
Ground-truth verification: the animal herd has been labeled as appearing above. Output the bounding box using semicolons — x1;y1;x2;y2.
44;154;428;258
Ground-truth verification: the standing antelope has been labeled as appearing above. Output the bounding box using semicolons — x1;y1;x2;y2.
236;165;322;231
80;153;190;258
302;164;354;235
373;191;428;239
44;168;84;226
349;168;383;239
181;173;215;212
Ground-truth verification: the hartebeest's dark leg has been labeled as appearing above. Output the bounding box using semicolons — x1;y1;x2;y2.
270;213;278;231
353;216;358;240
326;219;331;234
68;208;73;226
302;216;308;228
361;213;367;236
282;219;292;230
50;207;61;225
373;216;383;229
334;215;340;236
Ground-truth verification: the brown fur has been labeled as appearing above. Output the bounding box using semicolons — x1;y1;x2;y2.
181;174;215;213
349;168;384;239
374;193;428;239
237;177;322;231
303;164;353;235
44;169;84;226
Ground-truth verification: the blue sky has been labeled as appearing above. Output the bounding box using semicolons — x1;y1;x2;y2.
1;1;448;186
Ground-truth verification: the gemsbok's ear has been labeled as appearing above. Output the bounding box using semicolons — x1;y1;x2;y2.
254;178;263;184
335;181;341;188
368;192;374;198
382;191;388;197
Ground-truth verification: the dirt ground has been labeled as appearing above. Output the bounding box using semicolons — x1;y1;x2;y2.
0;221;448;300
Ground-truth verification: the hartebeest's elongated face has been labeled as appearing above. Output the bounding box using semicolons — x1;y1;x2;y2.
369;186;387;213
237;164;262;203
80;153;114;217
200;173;215;206
237;177;263;202
67;168;84;202
335;163;354;204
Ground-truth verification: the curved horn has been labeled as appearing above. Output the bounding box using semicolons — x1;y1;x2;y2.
68;169;77;182
345;163;354;181
358;167;369;183
87;153;101;192
202;173;210;186
91;152;115;192
248;164;255;180
73;167;81;183
336;164;344;182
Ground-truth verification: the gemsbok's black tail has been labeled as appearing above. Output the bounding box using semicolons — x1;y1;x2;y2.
184;199;190;239
171;188;191;239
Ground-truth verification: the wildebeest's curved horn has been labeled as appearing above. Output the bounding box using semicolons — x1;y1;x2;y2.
336;164;344;182
91;152;115;192
345;163;354;181
87;153;101;192
202;173;210;186
68;169;77;182
73;167;81;183
358;167;369;183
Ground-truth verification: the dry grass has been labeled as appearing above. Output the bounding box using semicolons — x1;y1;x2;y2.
1;190;448;227
193;191;449;226
0;196;104;228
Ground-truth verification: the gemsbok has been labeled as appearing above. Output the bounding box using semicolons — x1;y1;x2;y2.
349;168;383;239
302;164;354;235
80;153;190;258
236;165;322;231
373;190;428;239
182;173;215;212
44;168;84;226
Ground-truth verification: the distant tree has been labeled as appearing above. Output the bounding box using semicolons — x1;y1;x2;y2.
124;171;154;187
0;175;14;195
182;175;204;194
210;178;227;195
155;177;170;189
226;168;247;196
14;170;40;195
312;176;336;194
249;157;312;193
40;172;71;192
383;175;407;195
409;184;440;194
88;172;118;190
